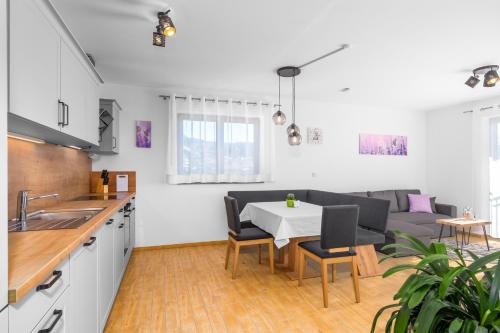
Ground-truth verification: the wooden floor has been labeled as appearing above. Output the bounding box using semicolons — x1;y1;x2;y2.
104;236;498;333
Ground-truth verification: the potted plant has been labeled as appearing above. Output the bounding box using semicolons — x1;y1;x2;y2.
371;231;500;333
286;193;295;208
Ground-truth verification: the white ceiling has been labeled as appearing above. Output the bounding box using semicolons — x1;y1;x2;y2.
52;0;500;111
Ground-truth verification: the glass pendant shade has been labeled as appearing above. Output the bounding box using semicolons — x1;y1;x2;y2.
287;123;300;135
272;110;286;125
288;131;302;146
484;69;500;87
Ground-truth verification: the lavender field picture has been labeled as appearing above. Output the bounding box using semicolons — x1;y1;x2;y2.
359;133;407;156
136;120;152;148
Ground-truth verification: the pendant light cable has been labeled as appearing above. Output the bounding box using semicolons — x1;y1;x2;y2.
278;75;281;108
292;75;296;123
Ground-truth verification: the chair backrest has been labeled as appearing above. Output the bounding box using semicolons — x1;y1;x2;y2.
224;196;241;234
320;205;359;249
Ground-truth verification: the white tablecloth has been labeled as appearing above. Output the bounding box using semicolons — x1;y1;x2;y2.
239;201;323;248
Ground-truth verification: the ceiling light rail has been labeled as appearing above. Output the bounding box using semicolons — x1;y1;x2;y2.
298;44;349;69
158;95;278;107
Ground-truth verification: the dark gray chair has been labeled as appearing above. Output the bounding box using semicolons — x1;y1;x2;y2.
298;205;360;308
223;196;274;279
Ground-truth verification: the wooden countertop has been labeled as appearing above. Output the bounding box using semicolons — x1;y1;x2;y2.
8;192;136;304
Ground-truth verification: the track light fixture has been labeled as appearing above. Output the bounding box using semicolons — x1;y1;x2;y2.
153;10;176;47
465;65;500;88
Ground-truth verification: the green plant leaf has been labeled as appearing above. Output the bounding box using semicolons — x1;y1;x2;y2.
468;251;500;273
466;251;493;282
416;254;450;268
383;264;432;278
408;285;432;309
473;326;488;333
414;296;447;333
439;266;467;299
448;318;463;333
392;231;431;255
488;260;500;311
394;304;411;333
370;303;401;333
461;319;478;333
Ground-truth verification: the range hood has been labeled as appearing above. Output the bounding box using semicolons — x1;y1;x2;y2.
8;113;98;149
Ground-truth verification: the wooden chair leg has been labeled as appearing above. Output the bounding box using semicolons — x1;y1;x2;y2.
224;238;231;270
258;244;262;264
298;249;304;286
351;256;360;303
268;241;274;274
321;261;329;308
331;263;336;283
232;243;240;279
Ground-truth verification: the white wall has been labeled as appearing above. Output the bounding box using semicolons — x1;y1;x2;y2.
427;96;500;236
93;83;428;247
1;0;8;307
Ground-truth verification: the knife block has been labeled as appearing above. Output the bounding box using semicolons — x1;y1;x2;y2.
95;179;104;193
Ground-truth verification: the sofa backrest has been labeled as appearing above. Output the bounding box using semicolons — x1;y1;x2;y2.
307;190;390;233
227;190;309;212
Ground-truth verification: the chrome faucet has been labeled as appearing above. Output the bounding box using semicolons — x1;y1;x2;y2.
17;190;60;230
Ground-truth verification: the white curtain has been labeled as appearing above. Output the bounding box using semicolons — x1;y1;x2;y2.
166;94;275;184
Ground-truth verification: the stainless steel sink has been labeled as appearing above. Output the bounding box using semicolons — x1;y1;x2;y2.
8;208;104;232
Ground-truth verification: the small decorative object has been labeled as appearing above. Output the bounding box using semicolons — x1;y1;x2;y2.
359;133;407;156
286;193;295;208
463;207;474;220
96;169;109;193
136;120;152;148
307;127;323;144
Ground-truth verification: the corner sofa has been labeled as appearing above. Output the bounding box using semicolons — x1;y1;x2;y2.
227;189;457;256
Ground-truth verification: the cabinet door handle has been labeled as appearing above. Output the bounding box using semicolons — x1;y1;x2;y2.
57;100;64;126
83;236;96;247
118;224;124;229
112;136;117;149
63;103;69;126
36;270;62;291
38;309;63;333
106;220;113;225
119;209;124;212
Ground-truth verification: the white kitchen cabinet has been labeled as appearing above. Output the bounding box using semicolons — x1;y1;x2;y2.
97;219;114;332
69;235;99;333
9;0;62;131
32;288;69;333
60;40;88;141
113;212;125;292
8;0;102;146
0;307;7;333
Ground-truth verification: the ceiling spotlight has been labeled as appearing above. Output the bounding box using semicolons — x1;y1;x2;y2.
465;75;480;88
484;69;500;87
158;11;176;37
153;27;165;47
465;65;499;88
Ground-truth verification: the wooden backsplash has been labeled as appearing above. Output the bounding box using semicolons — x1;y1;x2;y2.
8;138;91;219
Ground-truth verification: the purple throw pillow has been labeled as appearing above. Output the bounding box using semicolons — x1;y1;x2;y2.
408;194;433;213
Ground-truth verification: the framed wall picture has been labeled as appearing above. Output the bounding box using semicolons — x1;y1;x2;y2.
307;127;323;144
359;133;407;156
136;120;152;148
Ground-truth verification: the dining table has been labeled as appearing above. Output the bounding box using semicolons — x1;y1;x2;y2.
240;201;382;280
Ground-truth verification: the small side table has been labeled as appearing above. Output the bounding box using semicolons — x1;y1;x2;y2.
436;218;492;251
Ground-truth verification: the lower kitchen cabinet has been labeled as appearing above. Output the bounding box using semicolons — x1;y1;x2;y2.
113;211;125;292
32;288;69;333
97;218;115;332
0;307;8;333
69;234;99;333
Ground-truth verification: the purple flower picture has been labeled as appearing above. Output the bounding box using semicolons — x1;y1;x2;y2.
359;133;407;156
136;120;152;148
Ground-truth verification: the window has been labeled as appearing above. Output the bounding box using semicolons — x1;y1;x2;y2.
166;95;273;184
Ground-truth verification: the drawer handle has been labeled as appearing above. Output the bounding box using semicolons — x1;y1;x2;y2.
124;213;131;218
106;220;113;225
36;270;62;292
118;224;124;229
119;209;124;212
83;236;96;247
38;309;63;333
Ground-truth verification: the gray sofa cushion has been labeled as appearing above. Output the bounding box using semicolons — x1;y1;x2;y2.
395;189;421;212
307;190;390;233
228;190;309;212
357;227;385;245
386;220;434;239
389;212;451;225
368;190;399;213
345;192;369;198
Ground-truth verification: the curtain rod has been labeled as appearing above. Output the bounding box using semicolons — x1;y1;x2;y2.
158;95;279;107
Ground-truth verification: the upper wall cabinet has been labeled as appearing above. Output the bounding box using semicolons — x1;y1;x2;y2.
9;0;103;146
